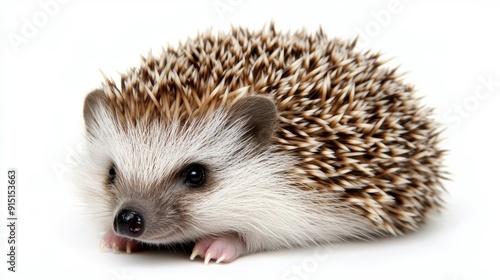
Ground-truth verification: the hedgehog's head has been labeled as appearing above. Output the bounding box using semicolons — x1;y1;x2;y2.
81;89;284;245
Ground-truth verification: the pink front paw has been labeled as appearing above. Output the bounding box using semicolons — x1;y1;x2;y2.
190;233;246;264
100;229;142;254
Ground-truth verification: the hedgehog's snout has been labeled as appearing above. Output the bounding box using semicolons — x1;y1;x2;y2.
114;209;144;238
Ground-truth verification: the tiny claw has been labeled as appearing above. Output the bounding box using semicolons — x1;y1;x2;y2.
215;255;226;264
204;253;212;265
100;239;106;251
190;249;199;260
112;242;118;253
126;241;132;254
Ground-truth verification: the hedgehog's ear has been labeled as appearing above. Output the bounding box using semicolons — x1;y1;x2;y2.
228;95;277;150
83;89;108;136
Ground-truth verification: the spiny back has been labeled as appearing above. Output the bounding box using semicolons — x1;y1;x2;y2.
101;24;446;235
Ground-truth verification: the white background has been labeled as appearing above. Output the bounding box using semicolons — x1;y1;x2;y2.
1;0;499;279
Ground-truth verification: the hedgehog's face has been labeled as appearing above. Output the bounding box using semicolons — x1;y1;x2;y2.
82;90;280;244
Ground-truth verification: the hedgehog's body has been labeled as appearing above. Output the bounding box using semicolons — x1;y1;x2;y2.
78;25;445;263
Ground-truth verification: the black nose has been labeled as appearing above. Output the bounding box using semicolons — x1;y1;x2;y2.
114;209;144;238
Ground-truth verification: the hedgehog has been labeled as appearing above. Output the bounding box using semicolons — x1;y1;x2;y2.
76;24;446;264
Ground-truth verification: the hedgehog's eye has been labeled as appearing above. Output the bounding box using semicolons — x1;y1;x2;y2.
183;164;205;187
108;166;117;184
